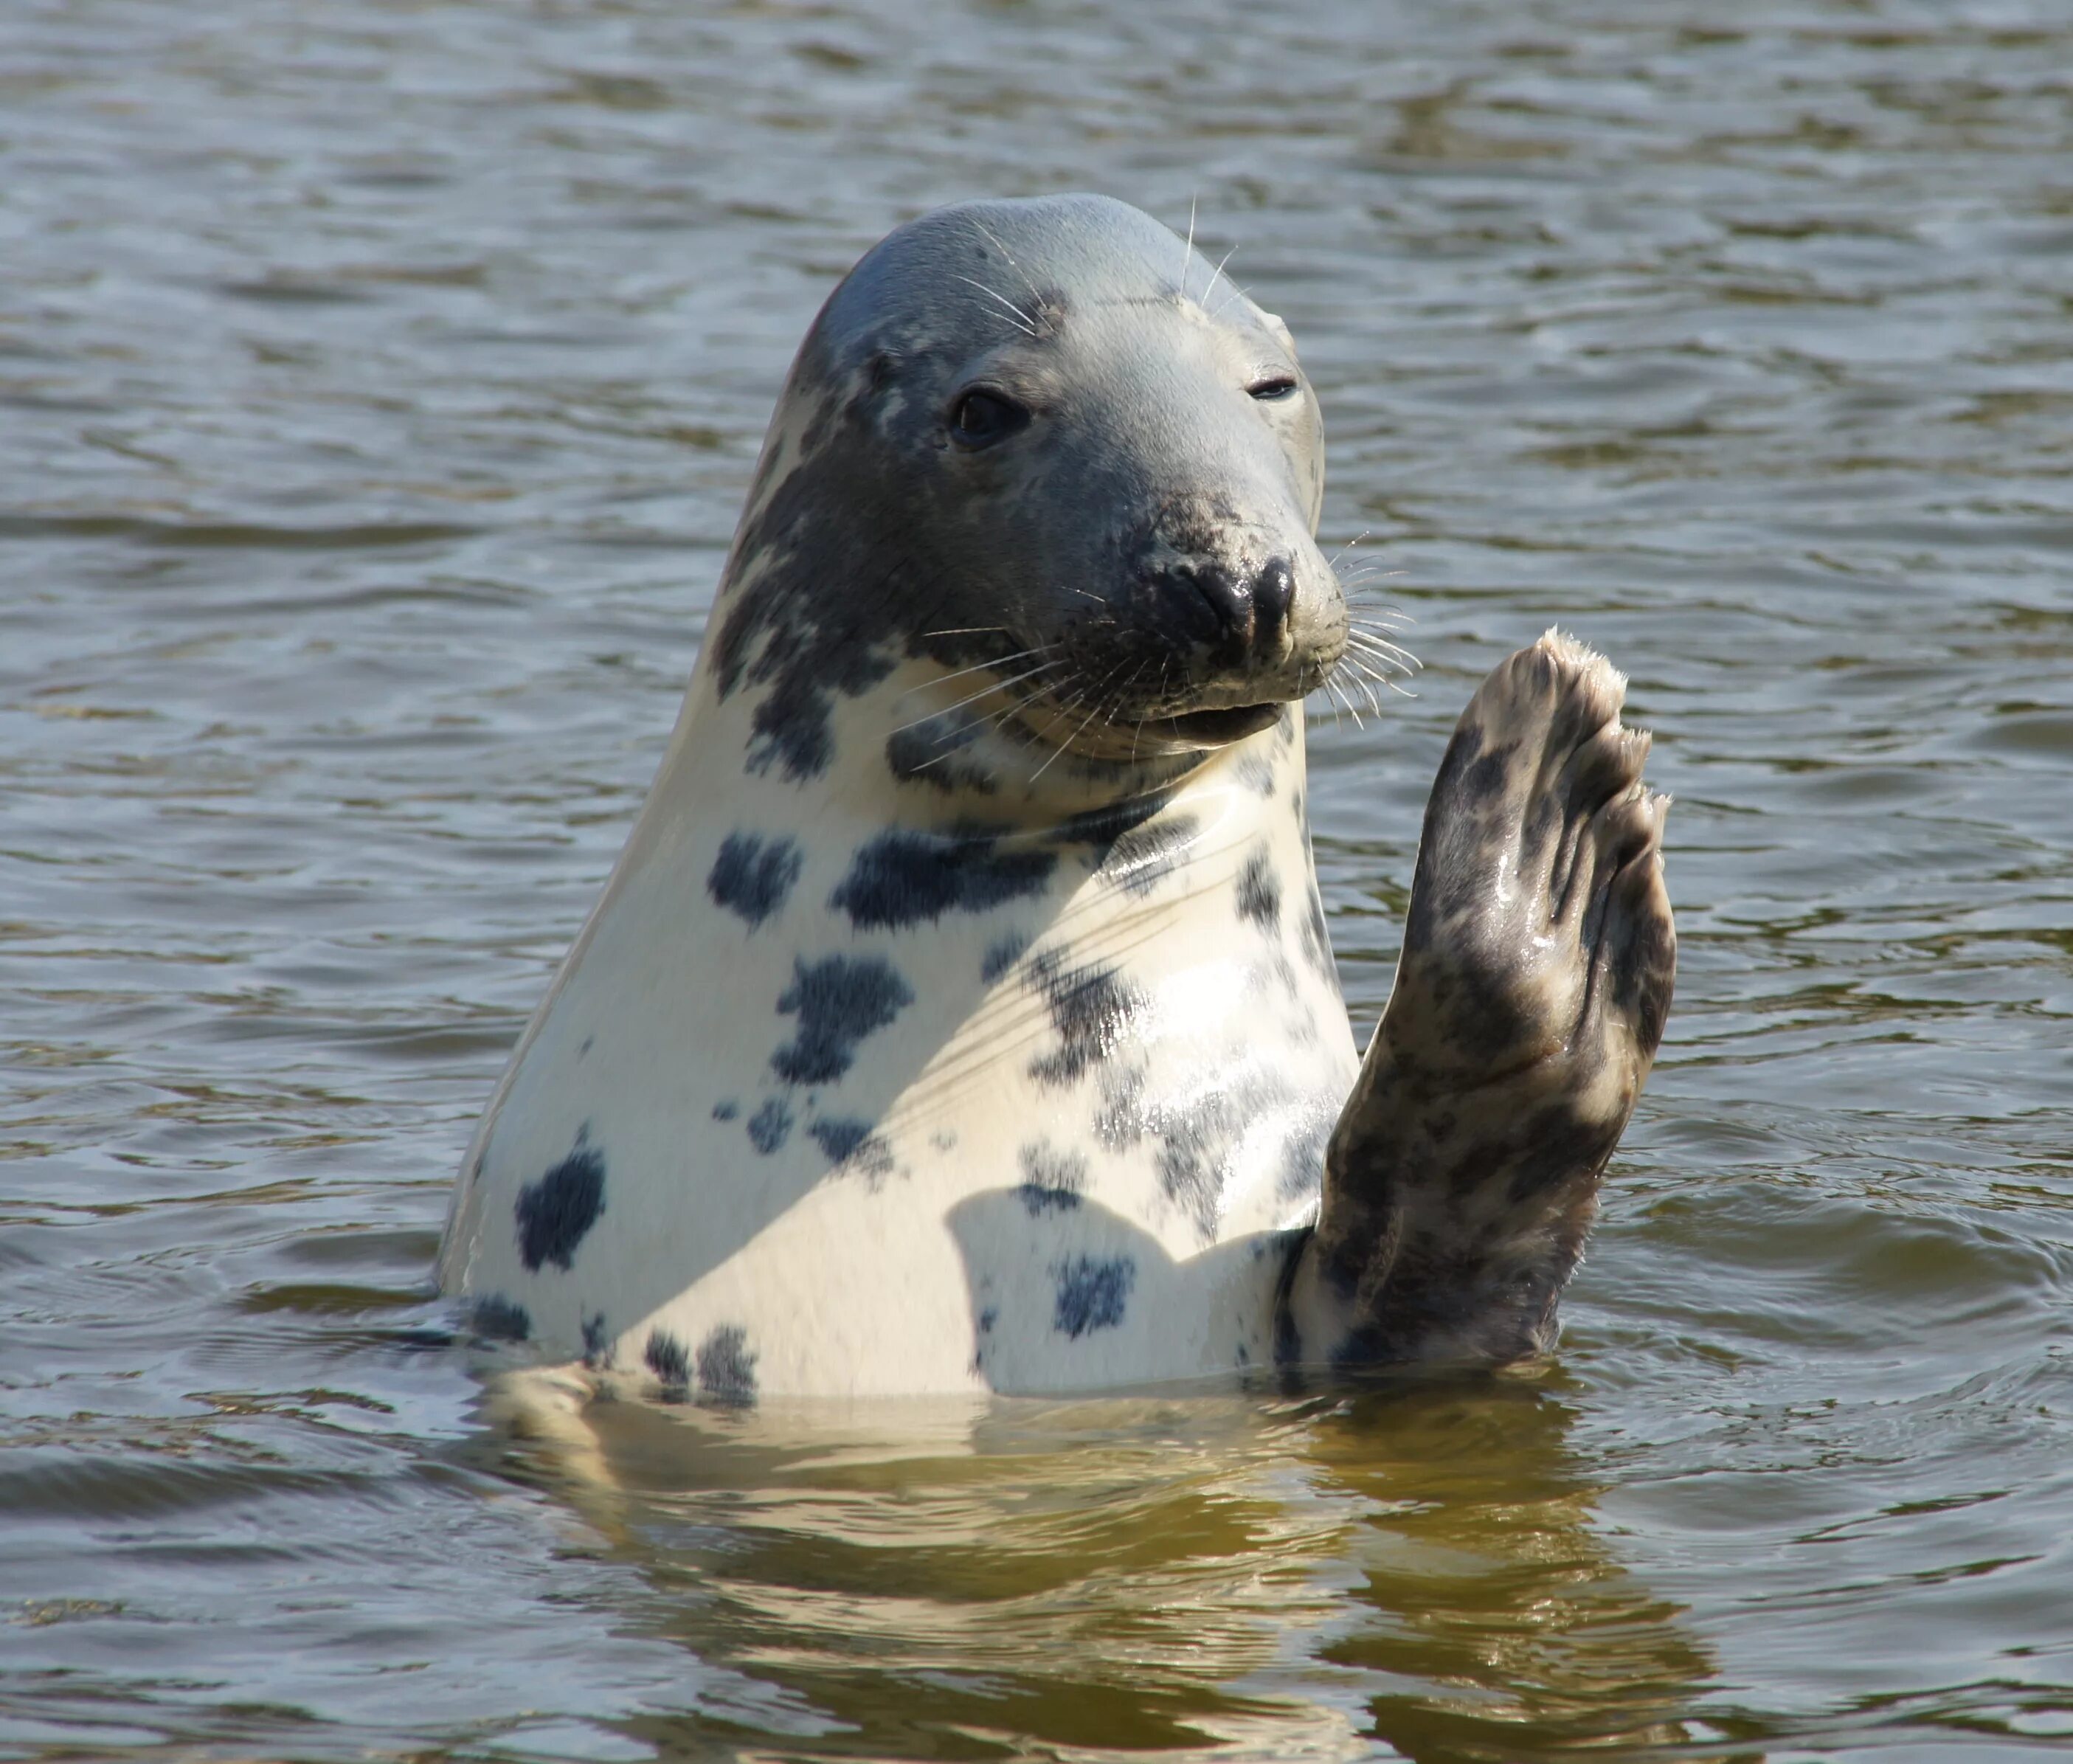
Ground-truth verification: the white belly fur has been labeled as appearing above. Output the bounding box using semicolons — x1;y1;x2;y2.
440;660;1357;1398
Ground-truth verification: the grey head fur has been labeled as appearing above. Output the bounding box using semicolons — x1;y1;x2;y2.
707;193;1348;792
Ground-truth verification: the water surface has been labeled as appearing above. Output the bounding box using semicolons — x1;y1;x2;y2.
3;1;2070;1758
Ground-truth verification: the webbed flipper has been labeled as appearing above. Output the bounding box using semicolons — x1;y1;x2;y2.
1288;631;1676;1369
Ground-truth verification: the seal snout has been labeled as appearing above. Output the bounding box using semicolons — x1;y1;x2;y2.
1167;553;1298;665
1152;551;1293;667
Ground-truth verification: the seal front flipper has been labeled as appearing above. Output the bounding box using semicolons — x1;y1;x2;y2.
1284;630;1676;1370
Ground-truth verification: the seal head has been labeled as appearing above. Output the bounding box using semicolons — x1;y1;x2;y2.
713;193;1346;786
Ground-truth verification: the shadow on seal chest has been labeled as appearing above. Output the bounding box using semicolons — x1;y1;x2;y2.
436;193;1675;1401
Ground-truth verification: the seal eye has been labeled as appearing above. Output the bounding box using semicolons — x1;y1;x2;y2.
948;389;1029;449
1248;376;1301;403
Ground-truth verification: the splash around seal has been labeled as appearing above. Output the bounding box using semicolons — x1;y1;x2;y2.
436;195;1675;1400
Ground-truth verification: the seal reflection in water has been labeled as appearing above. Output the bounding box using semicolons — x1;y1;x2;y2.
437;194;1675;1400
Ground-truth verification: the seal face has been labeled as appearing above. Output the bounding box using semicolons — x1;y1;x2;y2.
437;196;1677;1401
439;195;1361;1397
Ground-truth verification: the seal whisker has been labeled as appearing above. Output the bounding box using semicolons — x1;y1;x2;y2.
1344;667;1385;719
1030;690;1112;784
902;679;1053;769
1343;653;1409;696
887;659;1067;736
1352;630;1418;667
1211;274;1253;319
1347;633;1417;668
1200;246;1236;311
1024;691;1090;784
1343;609;1413;635
969;218;1048;311
1351;620;1417;645
1325;529;1372;572
1346;632;1418;673
952;274;1039;338
1102;659;1151;727
896;643;1057;701
1076;654;1138;736
1352;666;1419;703
1343;656;1420;700
1343;590;1413;615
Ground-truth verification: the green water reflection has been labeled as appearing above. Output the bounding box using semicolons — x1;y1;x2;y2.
480;1378;1716;1760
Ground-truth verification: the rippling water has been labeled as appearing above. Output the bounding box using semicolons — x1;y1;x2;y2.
4;1;2070;1758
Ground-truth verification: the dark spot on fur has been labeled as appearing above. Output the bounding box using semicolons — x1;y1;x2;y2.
1096;813;1200;897
582;1312;611;1369
707;443;903;783
513;1130;606;1273
1146;1073;1317;1242
707;832;804;927
1025;950;1148;1088
1053;1255;1136;1338
711;1099;740;1121
1236;750;1276;797
831;826;1055;930
1236;849;1281;930
977;1306;997;1334
1016;1139;1088;1211
1154;1111;1228;1240
578;1035;594;1059
1052;789;1178;857
885;719;999;795
981;931;1030;984
772;954;914;1085
747;1096;793;1154
810;1116;895;1181
1091;1059;1152;1151
468;1294;530;1342
646;1328;691;1399
696;1324;758;1405
1020;1139;1090;1193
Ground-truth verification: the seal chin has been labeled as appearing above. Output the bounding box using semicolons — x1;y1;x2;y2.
1149;702;1287;747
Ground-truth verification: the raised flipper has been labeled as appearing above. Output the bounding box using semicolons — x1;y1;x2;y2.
1284;631;1675;1369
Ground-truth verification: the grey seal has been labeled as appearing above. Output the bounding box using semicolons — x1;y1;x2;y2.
435;193;1675;1399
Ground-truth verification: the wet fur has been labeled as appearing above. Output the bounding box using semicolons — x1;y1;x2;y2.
437;197;1675;1398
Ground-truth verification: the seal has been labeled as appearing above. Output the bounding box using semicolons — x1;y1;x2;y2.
436;194;1675;1400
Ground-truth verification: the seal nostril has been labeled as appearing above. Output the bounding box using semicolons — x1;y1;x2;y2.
1184;563;1250;647
1253;557;1295;645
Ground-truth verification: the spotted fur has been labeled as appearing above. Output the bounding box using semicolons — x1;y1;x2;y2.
437;200;1673;1400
